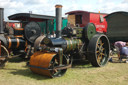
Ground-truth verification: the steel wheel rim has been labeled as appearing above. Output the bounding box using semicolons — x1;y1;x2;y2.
49;54;67;77
95;36;109;66
96;40;105;65
87;34;110;67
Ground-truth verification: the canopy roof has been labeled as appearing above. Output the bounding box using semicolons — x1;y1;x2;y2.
66;10;107;15
8;13;56;22
105;11;128;19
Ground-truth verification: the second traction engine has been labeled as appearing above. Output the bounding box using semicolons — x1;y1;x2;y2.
29;5;110;78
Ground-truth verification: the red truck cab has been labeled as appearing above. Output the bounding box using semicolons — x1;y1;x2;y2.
66;10;107;33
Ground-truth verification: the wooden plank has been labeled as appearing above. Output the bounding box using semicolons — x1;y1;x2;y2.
67;15;75;27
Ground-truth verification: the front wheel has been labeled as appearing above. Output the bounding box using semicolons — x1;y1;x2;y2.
29;52;68;78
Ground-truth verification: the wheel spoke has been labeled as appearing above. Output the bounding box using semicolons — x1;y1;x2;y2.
96;51;100;53
97;53;101;61
101;53;105;56
97;41;105;65
88;34;110;67
52;69;58;74
100;53;103;60
97;44;100;49
99;40;104;49
100;43;104;47
101;48;104;51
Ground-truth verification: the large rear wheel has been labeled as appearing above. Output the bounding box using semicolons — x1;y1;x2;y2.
87;34;110;67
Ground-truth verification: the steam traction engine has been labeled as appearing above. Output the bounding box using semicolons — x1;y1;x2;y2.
0;8;41;67
0;6;66;68
29;5;110;77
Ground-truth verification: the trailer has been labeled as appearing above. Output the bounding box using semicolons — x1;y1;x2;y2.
66;10;108;33
105;11;128;43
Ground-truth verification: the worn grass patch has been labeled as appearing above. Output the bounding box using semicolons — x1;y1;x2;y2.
0;56;128;85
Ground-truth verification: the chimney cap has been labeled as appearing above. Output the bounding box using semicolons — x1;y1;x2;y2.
55;5;63;8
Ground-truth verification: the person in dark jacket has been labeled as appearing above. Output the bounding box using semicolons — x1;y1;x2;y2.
114;41;126;61
120;42;128;63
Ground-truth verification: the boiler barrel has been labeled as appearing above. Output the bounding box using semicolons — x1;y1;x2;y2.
14;28;24;38
7;37;25;50
43;37;83;52
64;38;82;52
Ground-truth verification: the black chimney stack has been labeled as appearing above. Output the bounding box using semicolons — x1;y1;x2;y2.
0;8;4;34
55;5;62;38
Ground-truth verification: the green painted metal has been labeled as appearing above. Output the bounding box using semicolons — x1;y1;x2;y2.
84;23;96;40
65;38;71;52
38;19;67;34
38;20;54;34
64;38;82;52
76;28;83;38
62;19;68;29
58;48;63;65
54;19;68;31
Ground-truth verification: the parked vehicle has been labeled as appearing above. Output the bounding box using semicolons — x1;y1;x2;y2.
29;5;110;78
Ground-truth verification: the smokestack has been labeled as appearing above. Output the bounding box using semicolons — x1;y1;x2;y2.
55;5;62;38
0;8;4;34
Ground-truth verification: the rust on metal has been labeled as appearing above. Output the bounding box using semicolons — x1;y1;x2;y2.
29;51;56;77
34;35;45;51
0;57;6;60
14;35;23;37
25;41;27;47
53;64;71;70
13;28;24;30
55;5;63;8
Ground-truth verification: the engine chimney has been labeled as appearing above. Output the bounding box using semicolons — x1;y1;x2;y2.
55;5;62;38
0;8;4;34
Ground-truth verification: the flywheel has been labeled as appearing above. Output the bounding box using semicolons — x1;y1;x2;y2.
34;35;45;52
83;23;96;41
24;21;41;43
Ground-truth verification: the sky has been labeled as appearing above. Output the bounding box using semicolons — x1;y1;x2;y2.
0;0;128;20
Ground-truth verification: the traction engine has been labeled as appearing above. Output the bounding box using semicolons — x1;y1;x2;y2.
29;5;110;77
0;8;41;67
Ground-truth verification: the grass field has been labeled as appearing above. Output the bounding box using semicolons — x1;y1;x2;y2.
0;56;128;85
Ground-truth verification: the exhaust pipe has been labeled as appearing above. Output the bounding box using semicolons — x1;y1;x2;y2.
0;8;4;34
55;5;62;38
